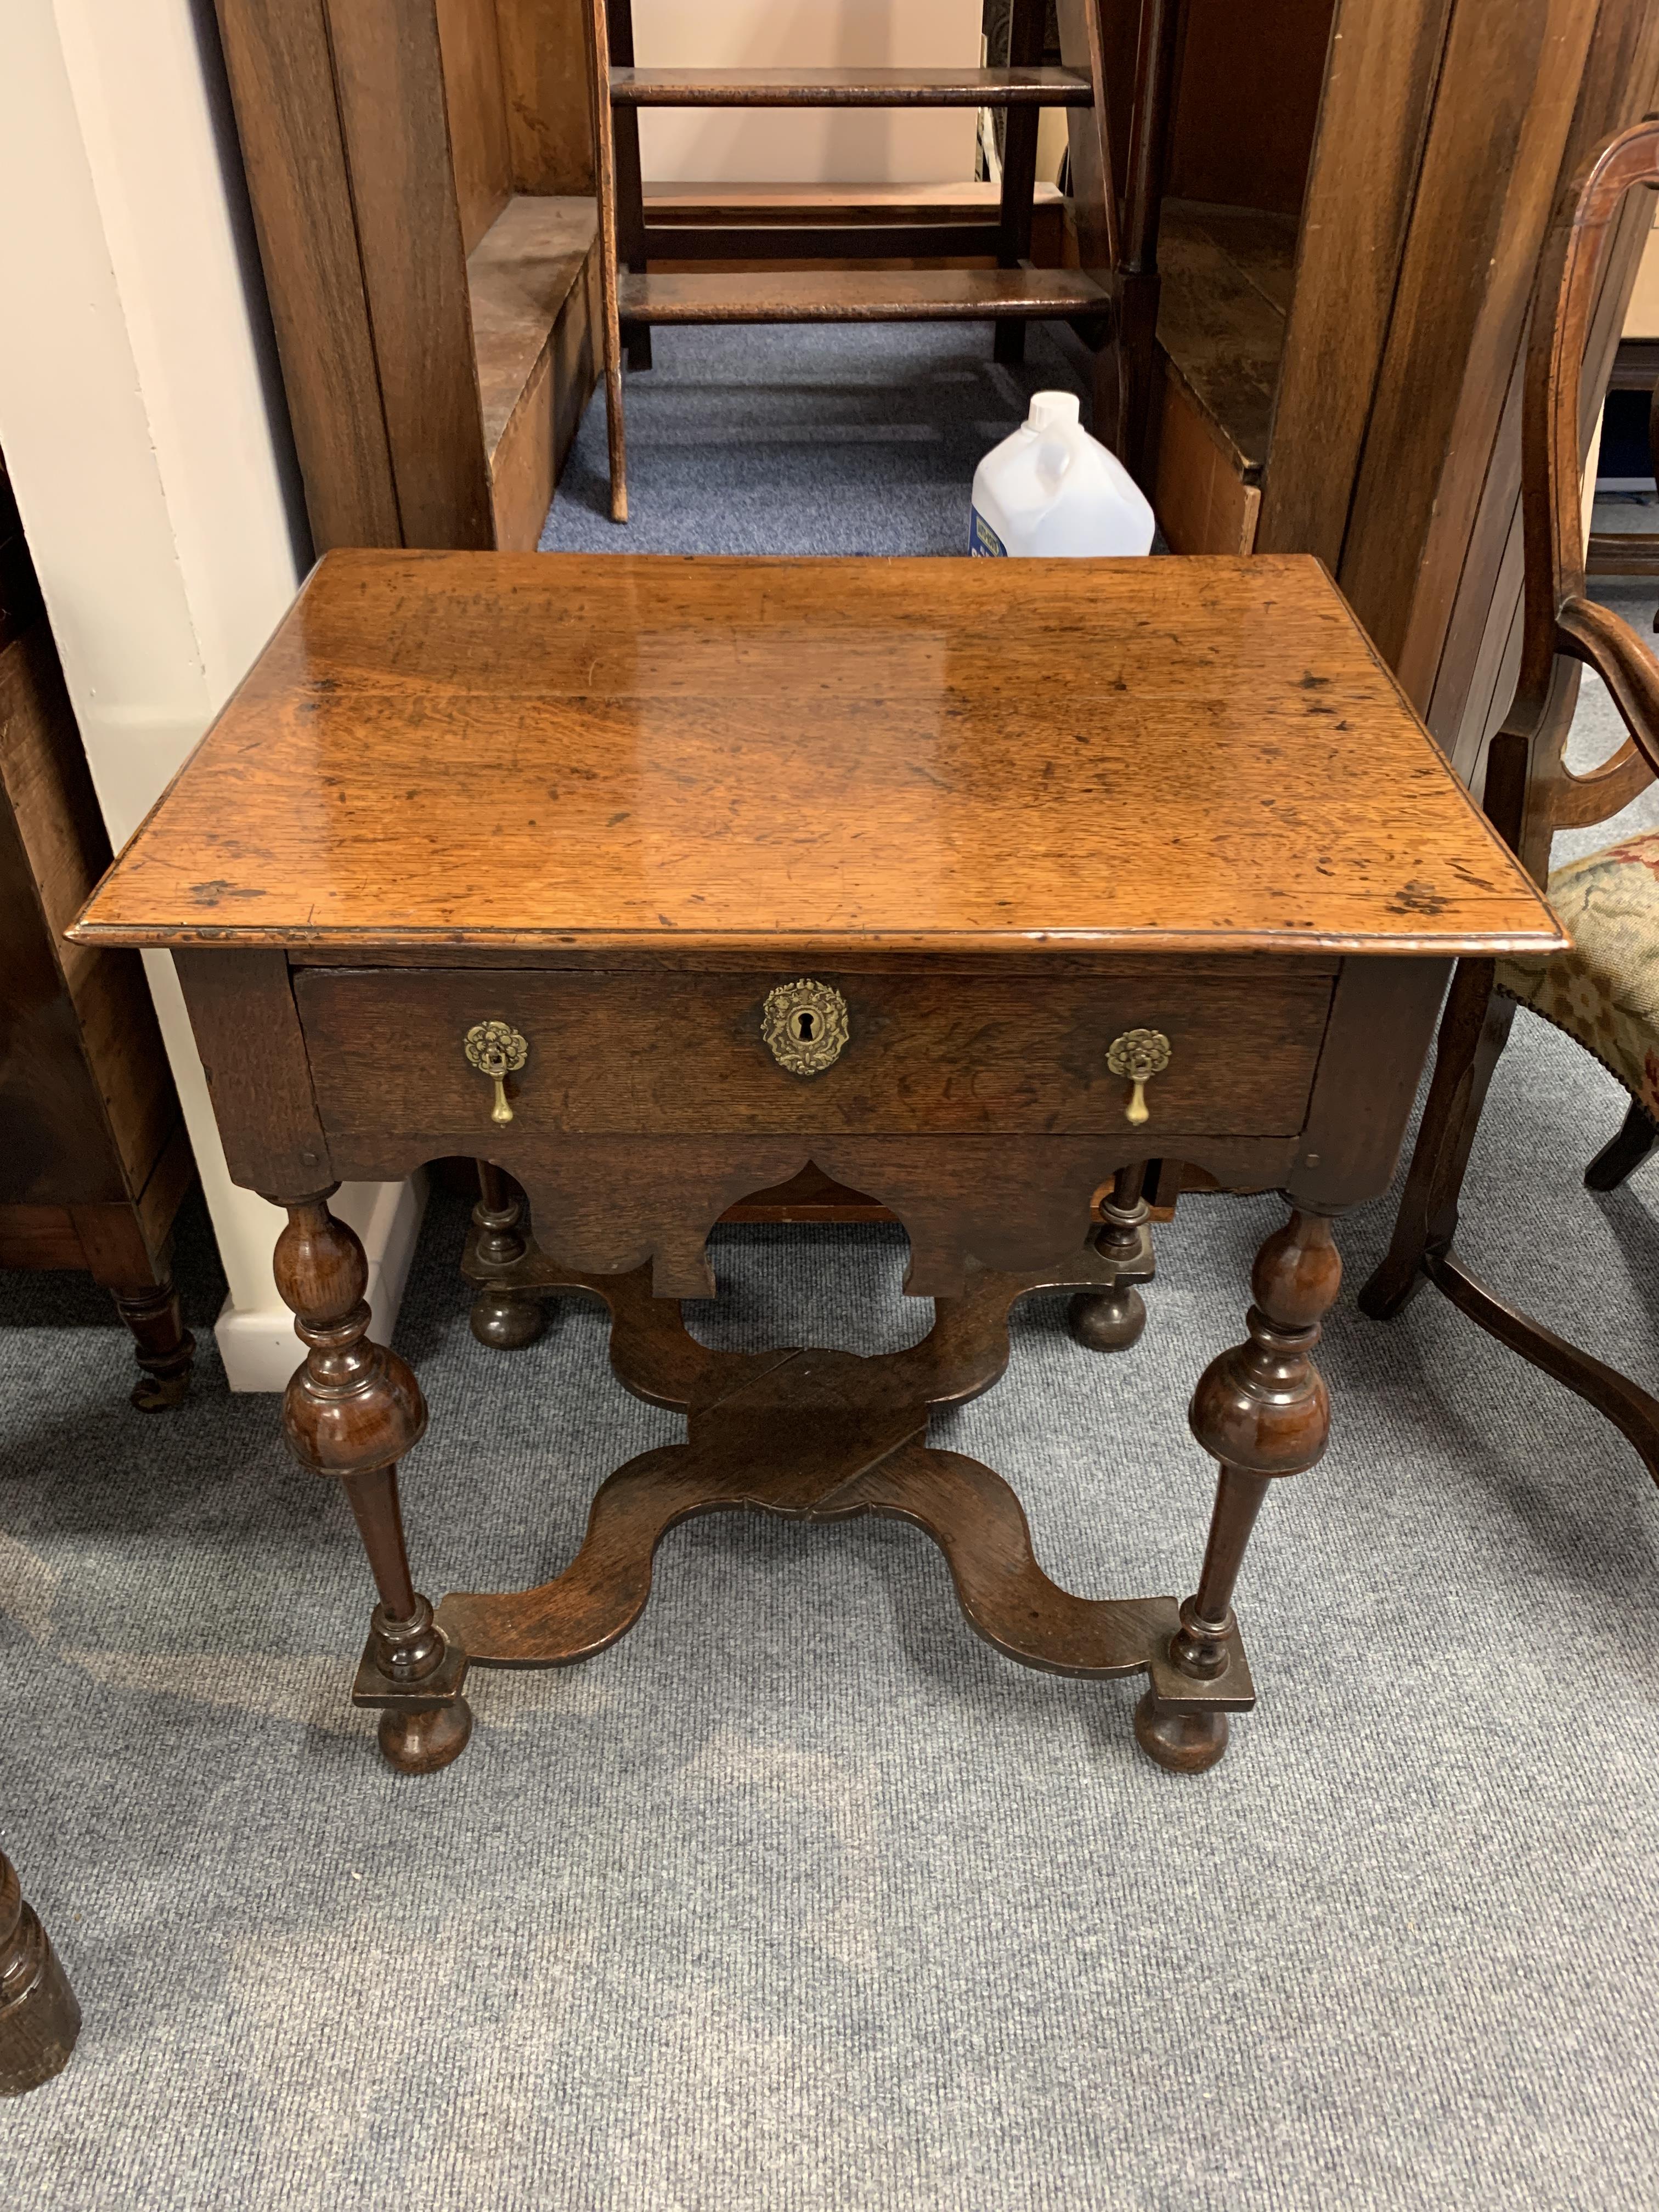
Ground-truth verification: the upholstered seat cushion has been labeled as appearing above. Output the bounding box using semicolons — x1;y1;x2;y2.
1496;830;1659;1115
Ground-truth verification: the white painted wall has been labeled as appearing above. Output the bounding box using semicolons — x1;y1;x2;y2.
633;0;981;184
1624;204;1659;337
0;0;422;1389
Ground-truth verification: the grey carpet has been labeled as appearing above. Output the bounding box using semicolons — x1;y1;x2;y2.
541;320;1089;554
3;337;1657;2208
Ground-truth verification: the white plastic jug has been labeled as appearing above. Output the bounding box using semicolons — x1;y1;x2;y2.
970;391;1155;558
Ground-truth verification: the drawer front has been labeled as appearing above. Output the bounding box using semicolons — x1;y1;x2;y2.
295;961;1336;1141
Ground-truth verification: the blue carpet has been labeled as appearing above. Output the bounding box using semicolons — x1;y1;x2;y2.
2;337;1656;2208
541;320;1089;554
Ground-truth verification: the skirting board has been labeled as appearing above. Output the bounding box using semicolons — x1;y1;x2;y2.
215;1171;428;1393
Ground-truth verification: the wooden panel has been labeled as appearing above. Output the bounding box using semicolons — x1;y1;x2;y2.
1437;368;1528;787
643;223;1005;264
608;67;1095;105
488;343;559;553
0;749;122;1205
1054;0;1118;275
1288;955;1452;1212
619;268;1110;321
1428;0;1659;771
436;0;513;252
323;0;494;548
1166;202;1298;315
0;1205;87;1272
295;961;1338;1140
134;1117;197;1265
172;950;332;1195
644;179;1066;218
640;180;1069;273
74;551;1561;961
550;249;601;512
1255;0;1455;565
67;1201;163;1290
0;629;109;947
1154;202;1291;476
494;0;594;193
467;195;598;549
1432;186;1641;787
210;0;401;548
0;625;170;1206
1166;0;1335;218
721;1162;891;1223
1336;0;1599;698
1150;364;1260;555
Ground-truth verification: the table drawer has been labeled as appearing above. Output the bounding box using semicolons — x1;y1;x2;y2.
294;961;1338;1141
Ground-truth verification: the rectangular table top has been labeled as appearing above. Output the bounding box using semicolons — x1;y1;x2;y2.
75;551;1562;961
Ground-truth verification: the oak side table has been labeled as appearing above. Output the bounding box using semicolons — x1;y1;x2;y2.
72;553;1559;1777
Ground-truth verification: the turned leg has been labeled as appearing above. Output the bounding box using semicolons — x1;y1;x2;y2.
273;1188;471;1774
1136;1208;1341;1774
469;1161;545;1350
0;1849;80;2096
1360;958;1513;1320
110;1275;195;1410
1069;1161;1153;1353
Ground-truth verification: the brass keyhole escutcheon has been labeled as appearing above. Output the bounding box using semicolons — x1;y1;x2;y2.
464;1020;528;1125
762;979;850;1076
1106;1028;1171;1126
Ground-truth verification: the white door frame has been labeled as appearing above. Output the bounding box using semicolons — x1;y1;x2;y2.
0;0;422;1388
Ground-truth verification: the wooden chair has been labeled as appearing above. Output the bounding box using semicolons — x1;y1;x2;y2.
1360;119;1659;1483
584;0;1181;520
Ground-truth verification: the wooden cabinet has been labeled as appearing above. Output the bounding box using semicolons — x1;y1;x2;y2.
1105;0;1659;774
0;462;196;1406
210;0;600;555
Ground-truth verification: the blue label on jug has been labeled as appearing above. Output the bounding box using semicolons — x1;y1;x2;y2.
970;507;1007;557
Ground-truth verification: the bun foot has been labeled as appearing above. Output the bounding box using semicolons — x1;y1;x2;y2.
131;1365;193;1412
0;1856;81;2097
1068;1284;1147;1353
379;1697;473;1775
470;1287;545;1350
1133;1690;1229;1774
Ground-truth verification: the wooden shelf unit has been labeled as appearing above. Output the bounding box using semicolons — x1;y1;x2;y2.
212;0;602;553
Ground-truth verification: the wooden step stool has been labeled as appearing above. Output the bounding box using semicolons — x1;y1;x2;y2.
584;0;1180;520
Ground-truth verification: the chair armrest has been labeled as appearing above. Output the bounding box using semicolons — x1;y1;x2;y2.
1558;594;1659;776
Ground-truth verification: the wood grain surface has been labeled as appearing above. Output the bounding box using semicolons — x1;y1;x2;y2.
617;269;1111;323
73;551;1561;959
1338;0;1599;692
494;0;594;194
208;0;403;548
294;958;1335;1139
1153;205;1294;476
1255;0;1455;564
469;196;597;458
607;67;1095;106
320;0;494;548
433;0;512;253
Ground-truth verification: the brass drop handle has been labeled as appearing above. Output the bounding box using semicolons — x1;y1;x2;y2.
464;1020;528;1125
1106;1028;1171;1126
